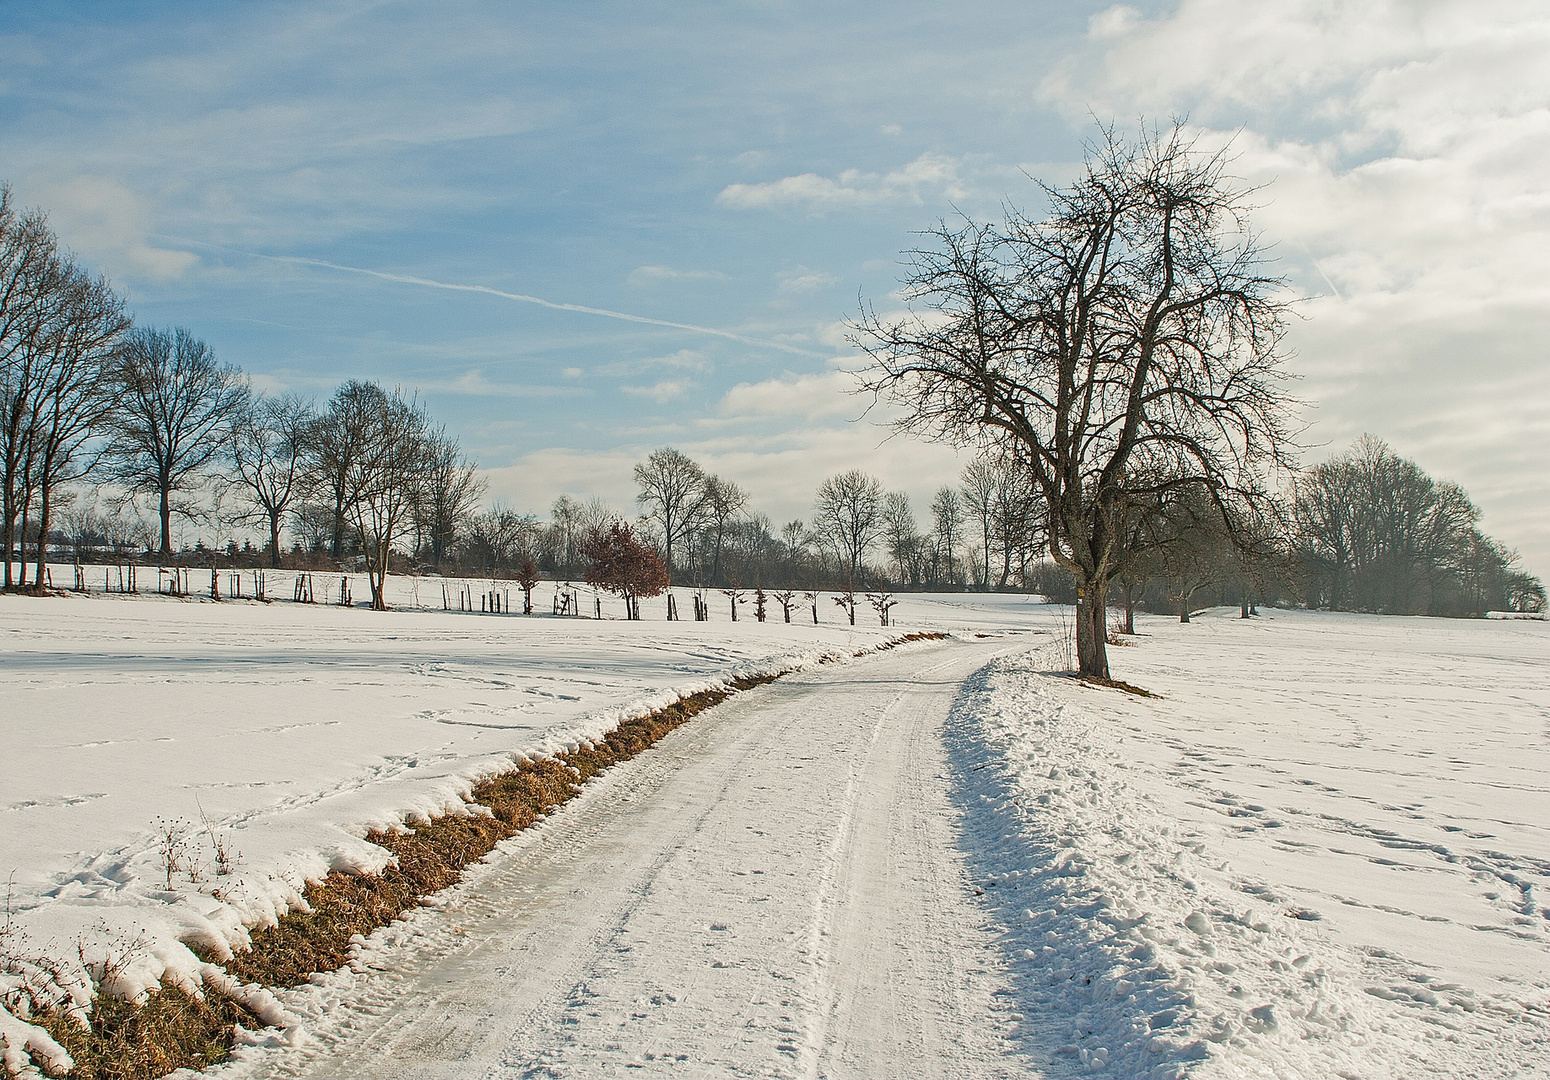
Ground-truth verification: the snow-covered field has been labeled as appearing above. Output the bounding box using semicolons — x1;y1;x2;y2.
0;568;1045;1069
956;608;1549;1076
2;571;1546;1077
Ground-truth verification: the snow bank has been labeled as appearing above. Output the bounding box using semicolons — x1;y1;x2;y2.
0;574;1046;1063
951;609;1549;1078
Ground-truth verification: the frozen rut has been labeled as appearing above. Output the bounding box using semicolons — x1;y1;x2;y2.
240;637;1027;1079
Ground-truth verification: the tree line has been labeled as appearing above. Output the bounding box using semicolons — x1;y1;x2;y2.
1;185;482;609
8;147;1542;629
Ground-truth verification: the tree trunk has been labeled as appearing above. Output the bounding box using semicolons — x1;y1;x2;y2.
269;511;283;568
159;484;173;556
18;502;31;586
32;483;52;590
1075;582;1110;679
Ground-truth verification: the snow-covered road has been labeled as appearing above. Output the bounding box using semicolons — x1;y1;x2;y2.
239;637;1028;1080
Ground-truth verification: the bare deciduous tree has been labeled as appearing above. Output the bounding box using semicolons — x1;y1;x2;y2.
343;385;431;610
633;446;706;583
105;327;249;556
880;491;919;586
813;469;883;586
414;426;484;566
1;191;71;587
856;122;1296;677
231;393;314;567
930;486;963;587
696;475;746;585
305;380;381;559
20;258;127;584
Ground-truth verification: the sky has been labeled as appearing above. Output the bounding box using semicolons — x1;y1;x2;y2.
1;0;1546;575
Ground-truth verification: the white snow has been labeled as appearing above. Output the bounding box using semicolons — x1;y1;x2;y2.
1;569;1024;1064
3;574;1546;1078
954;608;1549;1077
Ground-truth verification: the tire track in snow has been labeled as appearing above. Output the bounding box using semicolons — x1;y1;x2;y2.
232;639;1027;1080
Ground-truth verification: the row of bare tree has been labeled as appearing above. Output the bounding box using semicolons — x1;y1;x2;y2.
1;185;483;605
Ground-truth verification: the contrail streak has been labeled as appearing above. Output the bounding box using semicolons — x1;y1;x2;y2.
202;244;828;358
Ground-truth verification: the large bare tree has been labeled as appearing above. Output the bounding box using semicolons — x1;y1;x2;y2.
855;123;1296;677
633;446;706;582
105;326;249;555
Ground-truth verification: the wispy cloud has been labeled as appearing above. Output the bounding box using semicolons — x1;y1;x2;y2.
777;266;839;293
627;264;726;286
718;152;967;211
622;379;694;403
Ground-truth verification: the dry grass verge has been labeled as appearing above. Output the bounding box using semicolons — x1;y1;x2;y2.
25;634;948;1077
31;982;254;1080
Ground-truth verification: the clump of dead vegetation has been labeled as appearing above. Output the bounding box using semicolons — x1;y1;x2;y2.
30;984;254;1080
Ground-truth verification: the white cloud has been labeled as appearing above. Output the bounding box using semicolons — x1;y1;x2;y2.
621;379;693;403
717;370;862;422
777;266;839;293
1037;0;1550;574
421;369;583;398
1087;5;1142;40
717;152;967;211
598;349;709;377
25;173;198;282
627;264;726;286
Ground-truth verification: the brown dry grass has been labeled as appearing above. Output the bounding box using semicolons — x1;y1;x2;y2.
31;982;254;1080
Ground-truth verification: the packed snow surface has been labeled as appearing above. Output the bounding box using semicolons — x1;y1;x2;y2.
1;574;1546;1077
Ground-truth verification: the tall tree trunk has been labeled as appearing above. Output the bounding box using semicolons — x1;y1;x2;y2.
1075;581;1110;679
32;482;51;589
17;502;31;586
159;484;173;556
269;510;283;568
